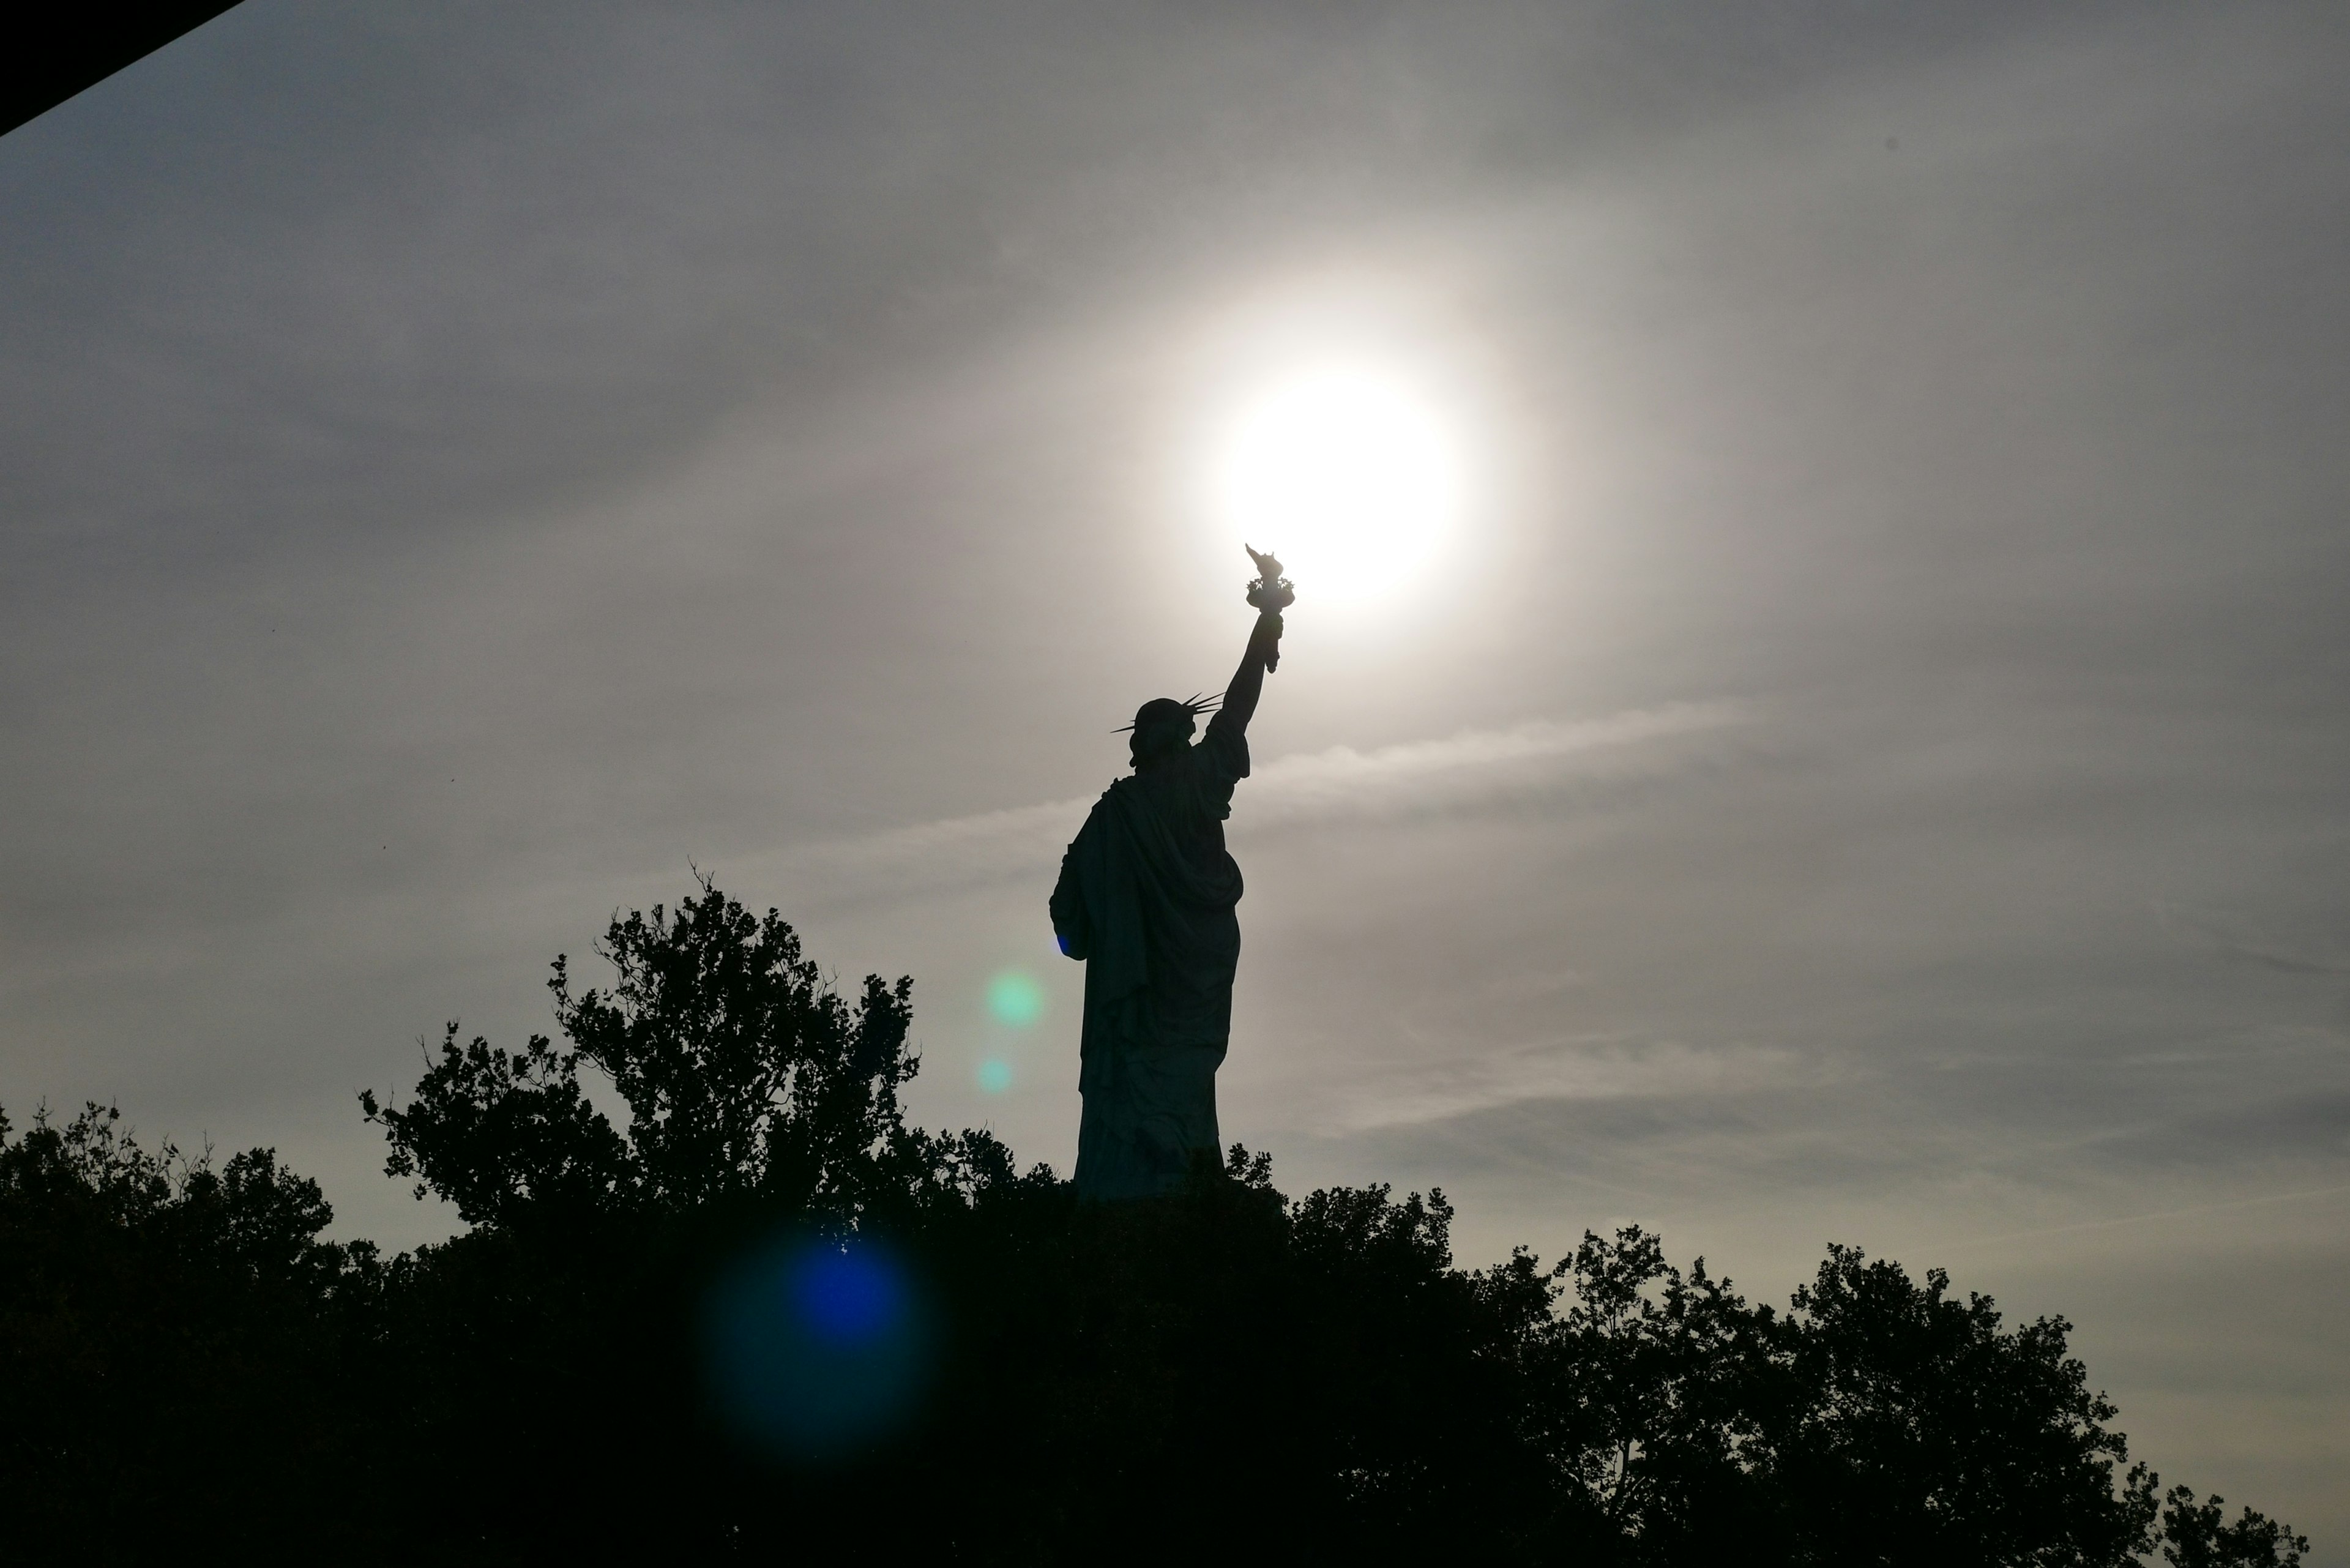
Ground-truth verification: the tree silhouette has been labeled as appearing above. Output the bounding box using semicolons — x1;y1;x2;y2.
0;1102;378;1563
361;875;925;1225
2160;1486;2311;1568
1772;1244;2159;1565
0;878;2316;1564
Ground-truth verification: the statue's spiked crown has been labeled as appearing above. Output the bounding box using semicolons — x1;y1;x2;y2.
1116;693;1221;735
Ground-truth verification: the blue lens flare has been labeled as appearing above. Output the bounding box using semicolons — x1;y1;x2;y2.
793;1248;906;1343
702;1235;931;1463
987;970;1045;1027
976;1058;1013;1093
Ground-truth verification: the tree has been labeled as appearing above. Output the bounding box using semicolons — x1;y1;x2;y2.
2158;1485;2310;1567
0;879;2316;1564
362;873;922;1225
0;1102;376;1563
1519;1226;1791;1561
1772;1245;2160;1566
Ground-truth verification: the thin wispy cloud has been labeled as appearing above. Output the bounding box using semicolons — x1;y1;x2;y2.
2154;902;2350;977
1295;1034;1817;1136
755;700;1753;906
1239;701;1753;826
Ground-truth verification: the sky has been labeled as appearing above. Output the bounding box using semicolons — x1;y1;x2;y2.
4;0;2347;1545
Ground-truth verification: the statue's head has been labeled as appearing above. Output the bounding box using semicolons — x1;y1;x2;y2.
1122;694;1216;768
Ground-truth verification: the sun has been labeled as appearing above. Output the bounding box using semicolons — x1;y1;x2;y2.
1210;366;1461;602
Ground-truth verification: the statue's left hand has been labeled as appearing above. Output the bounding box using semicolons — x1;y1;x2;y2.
1246;578;1294;613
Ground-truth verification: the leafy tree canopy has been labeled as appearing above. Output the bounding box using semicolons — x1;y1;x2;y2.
1;881;2312;1566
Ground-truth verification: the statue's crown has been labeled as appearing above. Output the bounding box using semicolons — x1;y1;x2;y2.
1115;693;1221;734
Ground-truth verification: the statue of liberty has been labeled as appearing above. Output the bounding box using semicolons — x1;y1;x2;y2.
1050;548;1293;1200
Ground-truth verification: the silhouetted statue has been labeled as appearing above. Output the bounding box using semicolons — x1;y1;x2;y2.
1051;549;1294;1200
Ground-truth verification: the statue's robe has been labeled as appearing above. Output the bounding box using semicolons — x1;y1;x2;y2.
1050;712;1249;1200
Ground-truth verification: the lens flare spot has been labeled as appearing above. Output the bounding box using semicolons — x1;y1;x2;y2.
976;1058;1013;1093
702;1236;931;1463
987;970;1045;1027
793;1249;906;1344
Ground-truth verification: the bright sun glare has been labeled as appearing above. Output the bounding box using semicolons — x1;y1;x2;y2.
1212;367;1461;602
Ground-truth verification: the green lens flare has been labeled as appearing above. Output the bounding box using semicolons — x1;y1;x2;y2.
986;971;1045;1028
976;1058;1013;1093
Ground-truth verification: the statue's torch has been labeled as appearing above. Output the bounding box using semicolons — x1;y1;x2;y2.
1243;544;1294;672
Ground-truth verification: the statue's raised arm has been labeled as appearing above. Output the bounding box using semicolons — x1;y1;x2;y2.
1217;545;1293;737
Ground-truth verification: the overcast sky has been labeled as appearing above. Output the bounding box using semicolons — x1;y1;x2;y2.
5;0;2346;1546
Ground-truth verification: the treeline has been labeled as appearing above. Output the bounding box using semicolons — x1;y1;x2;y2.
0;881;2310;1564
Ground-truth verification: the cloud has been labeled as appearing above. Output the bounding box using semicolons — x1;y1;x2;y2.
1296;1034;1817;1136
753;700;1752;907
1238;701;1753;826
2154;903;2350;977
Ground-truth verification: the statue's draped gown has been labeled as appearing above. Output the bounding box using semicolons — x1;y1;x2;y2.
1050;711;1249;1200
